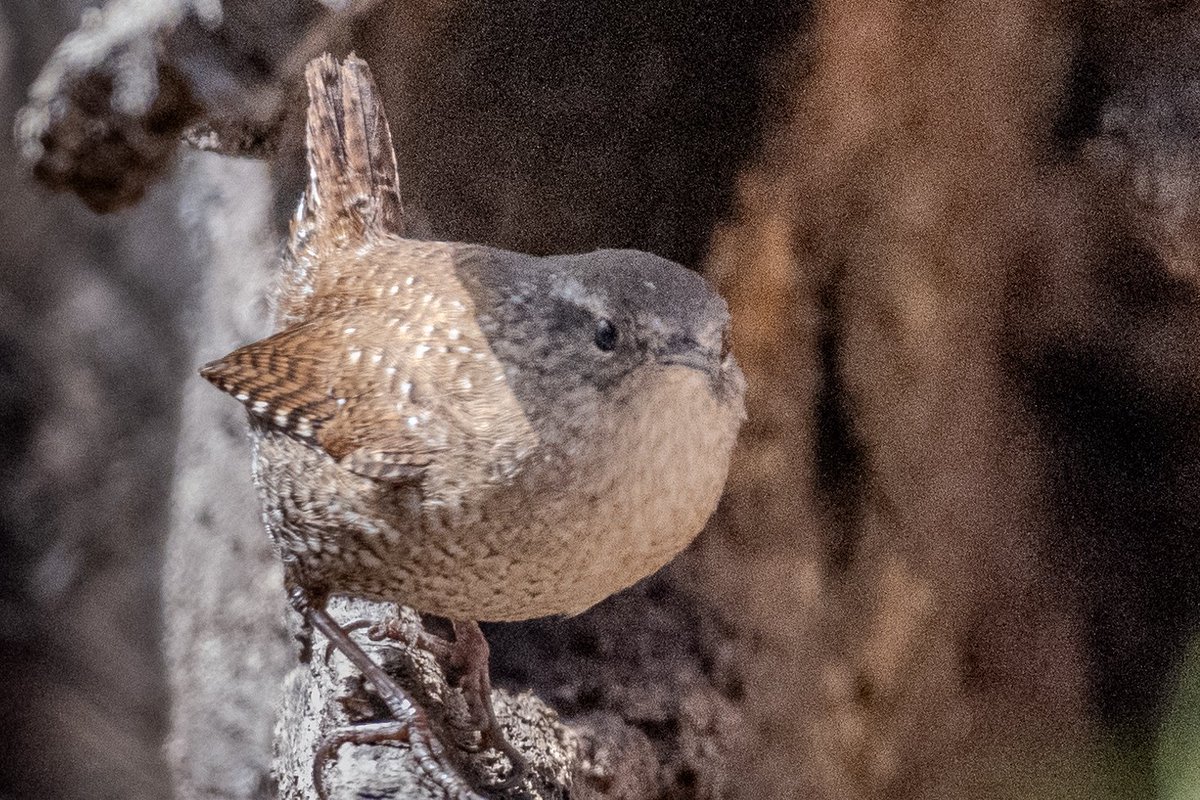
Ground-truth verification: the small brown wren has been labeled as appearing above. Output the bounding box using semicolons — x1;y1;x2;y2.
201;54;745;798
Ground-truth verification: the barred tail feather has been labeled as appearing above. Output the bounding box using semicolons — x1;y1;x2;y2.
291;52;406;258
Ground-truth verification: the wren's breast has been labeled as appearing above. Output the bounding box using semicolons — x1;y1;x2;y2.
252;366;739;621
520;365;741;617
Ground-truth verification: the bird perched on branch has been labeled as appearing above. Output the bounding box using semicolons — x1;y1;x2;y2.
202;52;745;798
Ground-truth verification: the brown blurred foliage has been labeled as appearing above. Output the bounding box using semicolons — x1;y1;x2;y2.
6;0;1200;798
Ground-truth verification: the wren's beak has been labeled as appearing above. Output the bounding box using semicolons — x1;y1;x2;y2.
657;337;721;377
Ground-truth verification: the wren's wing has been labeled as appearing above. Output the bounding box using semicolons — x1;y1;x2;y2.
206;56;537;495
200;307;538;488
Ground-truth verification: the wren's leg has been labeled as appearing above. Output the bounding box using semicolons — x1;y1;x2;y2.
290;591;484;800
448;620;527;780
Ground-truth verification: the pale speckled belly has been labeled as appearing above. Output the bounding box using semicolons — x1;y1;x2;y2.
252;365;738;621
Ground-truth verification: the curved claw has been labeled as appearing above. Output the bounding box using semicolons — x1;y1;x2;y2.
322;613;454;665
367;618;455;662
313;718;487;800
475;714;528;792
314;720;412;800
485;748;529;793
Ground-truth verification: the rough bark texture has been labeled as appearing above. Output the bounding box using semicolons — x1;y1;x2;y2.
164;149;286;800
10;1;1200;800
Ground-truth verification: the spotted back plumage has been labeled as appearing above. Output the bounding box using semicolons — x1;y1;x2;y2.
201;55;538;503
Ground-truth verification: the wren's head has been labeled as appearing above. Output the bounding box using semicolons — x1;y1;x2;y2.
458;248;746;453
450;247;745;609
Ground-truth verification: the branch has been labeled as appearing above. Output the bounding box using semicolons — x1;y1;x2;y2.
13;0;377;210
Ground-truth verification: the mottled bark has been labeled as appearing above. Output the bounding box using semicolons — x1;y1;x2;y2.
164;149;285;799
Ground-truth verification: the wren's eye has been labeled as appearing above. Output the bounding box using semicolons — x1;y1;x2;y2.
594;318;619;351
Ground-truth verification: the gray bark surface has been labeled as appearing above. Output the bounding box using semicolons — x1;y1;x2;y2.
163;150;287;800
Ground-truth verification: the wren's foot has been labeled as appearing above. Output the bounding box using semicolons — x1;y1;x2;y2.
362;613;528;789
293;593;484;800
446;620;527;783
314;719;480;800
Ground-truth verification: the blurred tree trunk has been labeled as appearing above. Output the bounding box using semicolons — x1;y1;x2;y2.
0;2;196;798
705;2;1092;796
